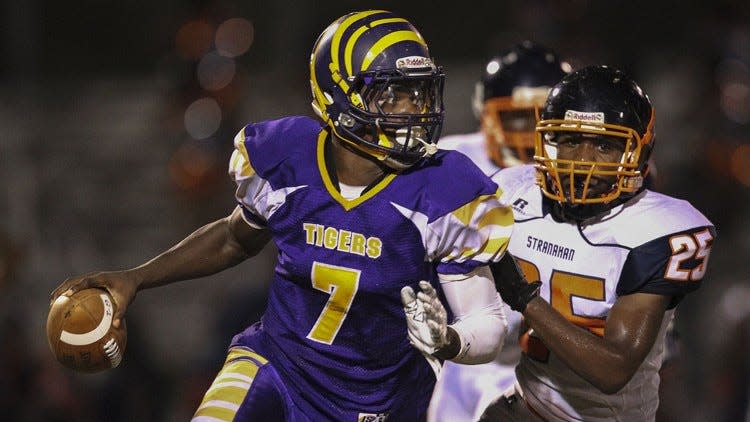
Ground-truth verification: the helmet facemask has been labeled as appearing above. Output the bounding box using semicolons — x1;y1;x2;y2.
534;117;650;207
337;67;445;169
481;86;549;167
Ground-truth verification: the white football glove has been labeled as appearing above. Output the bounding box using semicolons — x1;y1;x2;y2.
401;280;448;355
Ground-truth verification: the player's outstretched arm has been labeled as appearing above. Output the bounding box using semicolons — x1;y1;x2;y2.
522;293;670;394
491;252;671;393
50;206;271;327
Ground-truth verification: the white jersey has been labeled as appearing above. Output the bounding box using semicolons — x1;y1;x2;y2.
429;133;518;422
494;165;715;421
438;131;501;177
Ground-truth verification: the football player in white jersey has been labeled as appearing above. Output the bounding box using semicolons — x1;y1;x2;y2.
429;41;570;422
480;65;716;421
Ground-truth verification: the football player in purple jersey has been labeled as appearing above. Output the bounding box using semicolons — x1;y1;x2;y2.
479;65;716;421
430;42;570;422
50;10;515;421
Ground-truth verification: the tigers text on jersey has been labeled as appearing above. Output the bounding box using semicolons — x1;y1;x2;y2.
494;165;715;421
227;116;513;420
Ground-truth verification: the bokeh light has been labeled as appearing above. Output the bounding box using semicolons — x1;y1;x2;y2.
211;65;250;113
719;283;750;324
175;21;214;60
486;60;500;75
184;97;222;139
716;58;750;124
730;144;750;187
197;52;236;91
215;18;254;58
721;83;750;124
169;141;221;197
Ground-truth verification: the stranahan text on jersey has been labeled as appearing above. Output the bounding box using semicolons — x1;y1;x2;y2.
303;223;382;258
526;235;575;261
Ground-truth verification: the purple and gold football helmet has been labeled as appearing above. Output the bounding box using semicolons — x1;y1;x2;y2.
310;10;445;169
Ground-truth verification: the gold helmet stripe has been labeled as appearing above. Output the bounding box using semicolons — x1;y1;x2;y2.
361;30;427;71
310;10;385;120
310;52;330;121
344;18;408;76
329;10;385;92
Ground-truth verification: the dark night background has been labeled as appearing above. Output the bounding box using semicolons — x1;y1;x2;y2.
1;1;748;420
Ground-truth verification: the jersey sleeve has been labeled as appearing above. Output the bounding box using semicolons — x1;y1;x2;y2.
427;190;514;275
492;164;537;202
617;225;716;305
228;125;272;228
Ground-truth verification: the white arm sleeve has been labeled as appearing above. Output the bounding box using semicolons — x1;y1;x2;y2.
439;265;508;364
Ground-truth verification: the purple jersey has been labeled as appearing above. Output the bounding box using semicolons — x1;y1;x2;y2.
225;116;513;420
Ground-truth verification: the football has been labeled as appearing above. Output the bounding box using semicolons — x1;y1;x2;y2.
47;288;127;373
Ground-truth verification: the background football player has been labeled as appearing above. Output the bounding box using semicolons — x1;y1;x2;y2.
50;10;514;421
429;41;569;422
480;65;716;420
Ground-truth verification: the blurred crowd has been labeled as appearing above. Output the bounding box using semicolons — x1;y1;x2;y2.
1;1;749;420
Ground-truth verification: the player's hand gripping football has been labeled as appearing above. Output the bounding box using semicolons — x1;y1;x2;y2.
49;271;140;329
401;280;449;355
490;253;542;313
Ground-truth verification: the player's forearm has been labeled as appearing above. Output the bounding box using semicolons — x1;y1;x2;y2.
433;327;461;360
439;267;508;364
449;308;507;364
128;217;250;290
523;297;637;394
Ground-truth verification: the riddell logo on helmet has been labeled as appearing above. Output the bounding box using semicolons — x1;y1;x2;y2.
396;56;434;69
564;110;605;124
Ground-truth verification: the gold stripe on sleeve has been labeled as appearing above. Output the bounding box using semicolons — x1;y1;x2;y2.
231;127;256;178
226;347;269;365
450;193;492;226
476;205;514;230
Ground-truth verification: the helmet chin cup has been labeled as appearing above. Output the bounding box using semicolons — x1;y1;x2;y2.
395;126;422;149
398;126;437;157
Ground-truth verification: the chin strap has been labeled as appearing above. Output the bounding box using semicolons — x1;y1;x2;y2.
394;125;438;157
418;139;438;156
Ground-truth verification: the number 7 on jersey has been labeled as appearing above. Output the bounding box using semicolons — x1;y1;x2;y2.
307;262;361;344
